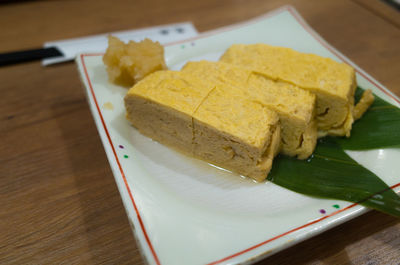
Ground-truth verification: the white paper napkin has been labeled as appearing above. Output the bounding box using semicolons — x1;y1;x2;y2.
43;22;198;66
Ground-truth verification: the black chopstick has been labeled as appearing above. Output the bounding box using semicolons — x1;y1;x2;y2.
0;47;63;67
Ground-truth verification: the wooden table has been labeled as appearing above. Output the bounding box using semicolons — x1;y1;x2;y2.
1;0;399;264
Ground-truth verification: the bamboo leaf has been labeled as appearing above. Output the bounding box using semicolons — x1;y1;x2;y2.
337;87;400;150
268;138;400;217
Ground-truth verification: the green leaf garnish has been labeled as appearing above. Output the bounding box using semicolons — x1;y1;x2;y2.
337;87;400;150
268;137;400;217
268;86;400;217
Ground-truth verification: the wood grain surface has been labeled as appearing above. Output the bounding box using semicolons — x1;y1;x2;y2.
1;0;399;264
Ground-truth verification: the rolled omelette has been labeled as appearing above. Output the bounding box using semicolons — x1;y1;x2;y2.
220;44;357;137
124;70;281;181
182;60;317;159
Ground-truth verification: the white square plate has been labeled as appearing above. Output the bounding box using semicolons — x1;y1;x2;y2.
76;5;400;265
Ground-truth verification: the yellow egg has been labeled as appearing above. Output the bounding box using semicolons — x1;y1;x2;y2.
182;61;316;159
124;70;280;181
220;44;357;137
